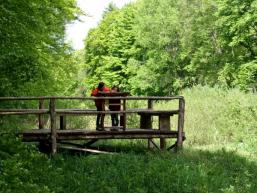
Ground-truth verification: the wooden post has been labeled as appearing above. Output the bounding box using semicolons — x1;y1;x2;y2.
60;115;66;130
122;99;126;130
159;115;170;150
177;97;185;150
147;99;154;149
38;99;44;129
50;98;57;155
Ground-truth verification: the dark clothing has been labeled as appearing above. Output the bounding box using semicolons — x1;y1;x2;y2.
91;87;110;129
109;98;120;127
96;106;105;129
109;98;121;111
111;114;119;126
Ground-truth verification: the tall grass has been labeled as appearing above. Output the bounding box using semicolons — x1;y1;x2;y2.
0;86;257;193
181;86;257;156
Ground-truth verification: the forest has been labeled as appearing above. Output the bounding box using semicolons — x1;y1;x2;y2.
0;0;257;192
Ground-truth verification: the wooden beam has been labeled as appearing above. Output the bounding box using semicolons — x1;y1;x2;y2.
0;110;48;115
148;139;160;150
147;99;154;149
59;145;114;154
83;139;99;147
177;97;185;150
122;99;126;130
50;98;57;155
0;96;184;101
22;129;184;142
159;115;171;150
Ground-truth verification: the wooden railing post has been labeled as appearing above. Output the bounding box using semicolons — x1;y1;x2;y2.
159;115;170;150
122;99;126;130
177;97;185;150
147;99;154;149
38;99;44;129
50;98;57;154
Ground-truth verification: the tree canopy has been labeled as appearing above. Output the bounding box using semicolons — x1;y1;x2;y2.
83;0;257;95
0;0;81;96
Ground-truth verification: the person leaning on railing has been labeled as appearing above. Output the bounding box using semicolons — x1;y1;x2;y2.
91;82;110;131
109;86;120;129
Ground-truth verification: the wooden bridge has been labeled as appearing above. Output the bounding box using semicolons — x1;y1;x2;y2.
0;96;185;154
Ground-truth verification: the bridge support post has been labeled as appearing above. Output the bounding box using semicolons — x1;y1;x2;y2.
176;97;185;150
159;115;170;150
147;99;153;149
50;98;57;155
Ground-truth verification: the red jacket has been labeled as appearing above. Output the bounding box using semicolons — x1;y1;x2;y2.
91;87;110;107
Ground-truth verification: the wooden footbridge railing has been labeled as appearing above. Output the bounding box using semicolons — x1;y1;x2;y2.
0;96;185;154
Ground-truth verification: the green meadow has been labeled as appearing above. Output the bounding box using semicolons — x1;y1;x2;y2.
1;86;256;193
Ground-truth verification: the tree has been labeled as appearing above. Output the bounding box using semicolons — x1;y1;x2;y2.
83;0;257;95
84;4;138;92
0;0;81;96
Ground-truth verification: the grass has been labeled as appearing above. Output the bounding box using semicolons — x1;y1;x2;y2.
0;86;257;193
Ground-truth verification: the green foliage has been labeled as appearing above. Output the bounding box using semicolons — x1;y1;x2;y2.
83;0;257;94
182;86;257;152
236;60;257;91
1;86;257;193
83;4;137;92
0;0;81;97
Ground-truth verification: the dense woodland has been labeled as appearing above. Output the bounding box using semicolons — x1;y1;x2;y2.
84;0;257;95
1;0;256;97
0;0;257;193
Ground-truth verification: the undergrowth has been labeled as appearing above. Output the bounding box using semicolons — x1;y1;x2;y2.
0;86;256;193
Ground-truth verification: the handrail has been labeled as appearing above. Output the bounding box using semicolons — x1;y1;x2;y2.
0;96;185;154
0;109;180;115
0;96;184;100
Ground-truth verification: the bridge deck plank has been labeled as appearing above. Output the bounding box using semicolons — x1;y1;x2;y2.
22;129;184;141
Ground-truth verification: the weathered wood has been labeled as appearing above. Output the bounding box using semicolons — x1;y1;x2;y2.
104;126;123;130
138;110;179;116
59;145;114;154
159;115;171;150
2;95;185;153
50;98;57;155
83;139;99;147
0;109;48;112
38;99;45;129
148;139;160;150
0;110;48;115
56;110;127;115
23;134;183;141
23;128;178;134
159;115;171;130
0;109;179;115
23;133;182;141
122;99;126;130
177;97;185;150
0;96;183;101
147;99;154;149
22;129;185;141
60;115;66;130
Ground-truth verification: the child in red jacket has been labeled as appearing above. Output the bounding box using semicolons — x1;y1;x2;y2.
91;82;110;130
